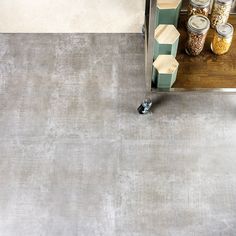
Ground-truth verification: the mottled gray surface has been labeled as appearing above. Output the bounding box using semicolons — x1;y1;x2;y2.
0;34;236;236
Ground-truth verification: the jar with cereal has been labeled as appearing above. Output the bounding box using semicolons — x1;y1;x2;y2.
186;15;210;56
188;0;211;17
211;0;233;28
211;23;234;54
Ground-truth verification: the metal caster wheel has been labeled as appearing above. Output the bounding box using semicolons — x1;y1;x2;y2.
137;98;152;114
142;24;145;38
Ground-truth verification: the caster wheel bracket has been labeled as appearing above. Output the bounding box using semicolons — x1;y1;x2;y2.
137;98;152;114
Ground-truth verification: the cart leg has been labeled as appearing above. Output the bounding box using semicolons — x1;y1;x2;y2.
137;98;153;114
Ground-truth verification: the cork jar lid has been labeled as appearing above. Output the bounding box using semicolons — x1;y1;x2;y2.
153;55;179;74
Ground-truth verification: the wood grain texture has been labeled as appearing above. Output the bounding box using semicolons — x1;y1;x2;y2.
157;0;182;9
174;15;236;89
153;55;179;73
155;25;180;44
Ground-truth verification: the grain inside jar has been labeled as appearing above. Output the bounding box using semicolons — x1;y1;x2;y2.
211;23;234;54
188;0;211;17
186;15;210;56
211;0;233;28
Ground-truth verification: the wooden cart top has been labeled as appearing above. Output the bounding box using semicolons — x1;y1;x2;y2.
173;15;236;90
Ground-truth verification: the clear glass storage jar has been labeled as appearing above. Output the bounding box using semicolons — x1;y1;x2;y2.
211;23;234;54
188;0;211;17
211;0;233;28
186;15;210;56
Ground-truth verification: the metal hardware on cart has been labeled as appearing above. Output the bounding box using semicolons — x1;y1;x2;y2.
142;24;145;38
137;98;153;114
138;0;156;115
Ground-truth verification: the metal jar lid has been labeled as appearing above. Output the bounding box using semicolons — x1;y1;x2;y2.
216;23;234;38
216;0;233;6
187;15;210;34
190;0;210;8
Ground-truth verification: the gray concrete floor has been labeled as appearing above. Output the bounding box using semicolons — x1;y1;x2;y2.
0;33;236;236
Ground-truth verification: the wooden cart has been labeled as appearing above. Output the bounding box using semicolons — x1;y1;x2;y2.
138;0;236;114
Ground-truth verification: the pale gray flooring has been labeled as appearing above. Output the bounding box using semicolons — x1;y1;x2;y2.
0;34;236;236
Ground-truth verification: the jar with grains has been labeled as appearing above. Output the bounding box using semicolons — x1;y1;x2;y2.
211;23;234;54
188;0;211;17
211;0;233;28
186;15;210;56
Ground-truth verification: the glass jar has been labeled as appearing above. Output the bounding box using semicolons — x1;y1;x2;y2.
211;0;233;28
186;15;210;56
188;0;211;17
211;23;234;54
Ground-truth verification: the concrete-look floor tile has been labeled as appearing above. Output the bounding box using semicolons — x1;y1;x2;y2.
1;33;236;236
115;171;236;236
0;142;57;236
51;139;120;236
118;139;200;173
118;92;236;142
0;138;120;236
